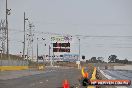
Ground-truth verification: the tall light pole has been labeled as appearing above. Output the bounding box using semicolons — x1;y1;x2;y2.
78;38;80;61
77;38;81;69
23;12;28;60
42;38;46;55
37;38;38;64
49;45;52;66
6;0;11;58
37;38;46;66
42;38;46;65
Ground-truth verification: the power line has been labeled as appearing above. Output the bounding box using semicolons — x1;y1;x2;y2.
7;28;132;38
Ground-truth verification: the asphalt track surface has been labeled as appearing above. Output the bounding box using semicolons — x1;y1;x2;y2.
102;70;132;88
0;68;82;88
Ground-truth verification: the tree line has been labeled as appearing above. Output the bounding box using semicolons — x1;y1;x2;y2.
86;55;132;64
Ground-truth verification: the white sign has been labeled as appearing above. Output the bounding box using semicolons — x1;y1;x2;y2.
76;61;80;65
51;35;72;42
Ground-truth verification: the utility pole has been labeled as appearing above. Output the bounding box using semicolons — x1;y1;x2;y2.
6;0;11;58
23;12;28;60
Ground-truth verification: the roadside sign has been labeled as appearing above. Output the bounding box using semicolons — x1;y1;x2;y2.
82;56;85;60
76;61;80;65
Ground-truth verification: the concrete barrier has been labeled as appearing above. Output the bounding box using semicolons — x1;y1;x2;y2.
114;65;132;70
0;66;28;71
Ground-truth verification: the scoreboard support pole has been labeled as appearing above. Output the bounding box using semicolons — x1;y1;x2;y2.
49;45;53;67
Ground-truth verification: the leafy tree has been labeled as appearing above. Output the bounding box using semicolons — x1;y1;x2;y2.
123;58;128;64
115;59;119;63
108;55;117;63
91;57;97;63
97;57;104;63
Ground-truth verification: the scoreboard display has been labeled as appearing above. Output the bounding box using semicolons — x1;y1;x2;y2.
53;42;70;47
53;42;70;52
53;48;70;52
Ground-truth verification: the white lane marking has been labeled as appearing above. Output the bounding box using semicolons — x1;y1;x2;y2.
43;70;56;74
100;70;115;79
98;68;128;88
39;81;43;84
98;67;115;79
30;83;35;86
115;86;127;88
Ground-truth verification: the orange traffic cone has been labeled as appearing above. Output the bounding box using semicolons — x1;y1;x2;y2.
63;80;70;88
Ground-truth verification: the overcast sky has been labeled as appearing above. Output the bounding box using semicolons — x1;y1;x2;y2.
0;0;132;61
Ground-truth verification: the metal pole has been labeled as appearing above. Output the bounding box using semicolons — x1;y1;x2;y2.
42;38;45;66
27;45;29;65
0;51;2;66
52;47;54;66
6;0;9;59
42;38;45;56
31;27;34;61
78;38;81;69
49;45;52;66
79;38;80;61
37;38;38;64
23;12;28;65
23;12;26;60
32;41;33;61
